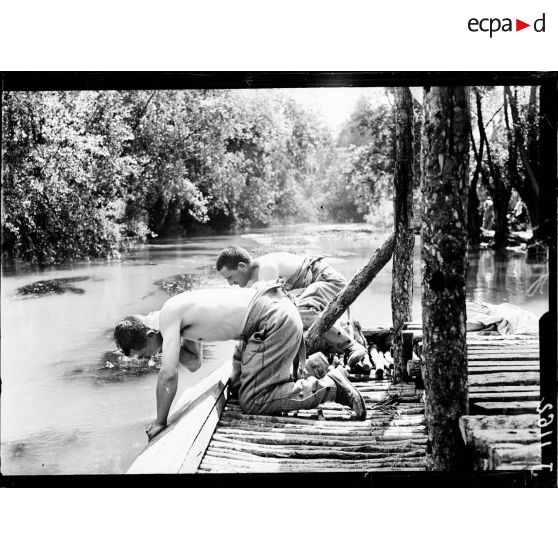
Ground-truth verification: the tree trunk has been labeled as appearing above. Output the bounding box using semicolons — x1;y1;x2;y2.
504;85;542;240
474;87;509;249
421;86;469;471
468;129;483;246
305;234;395;355
391;88;415;381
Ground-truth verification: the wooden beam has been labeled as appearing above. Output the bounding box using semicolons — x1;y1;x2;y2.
127;360;232;474
459;414;540;445
469;391;539;403
467;429;540;457
489;444;541;470
470;401;539;415
468;372;539;386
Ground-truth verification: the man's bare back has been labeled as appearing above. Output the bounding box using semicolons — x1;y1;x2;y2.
249;252;305;285
161;288;256;342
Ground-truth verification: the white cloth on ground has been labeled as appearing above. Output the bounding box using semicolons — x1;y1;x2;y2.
466;301;538;335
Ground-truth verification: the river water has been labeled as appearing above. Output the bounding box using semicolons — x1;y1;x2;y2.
0;224;549;475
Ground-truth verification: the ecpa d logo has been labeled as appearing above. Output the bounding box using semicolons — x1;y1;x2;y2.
468;13;546;37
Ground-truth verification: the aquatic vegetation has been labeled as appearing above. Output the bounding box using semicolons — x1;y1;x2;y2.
154;273;223;295
15;276;89;298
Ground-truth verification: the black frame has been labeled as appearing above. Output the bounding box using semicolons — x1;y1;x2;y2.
1;71;556;488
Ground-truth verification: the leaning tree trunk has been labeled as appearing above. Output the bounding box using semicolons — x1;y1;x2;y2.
306;234;395;355
421;86;470;471
391;87;415;381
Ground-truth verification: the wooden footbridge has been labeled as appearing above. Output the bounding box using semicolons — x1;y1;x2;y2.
127;326;541;474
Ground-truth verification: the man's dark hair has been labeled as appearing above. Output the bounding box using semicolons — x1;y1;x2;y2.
114;315;150;356
216;246;252;271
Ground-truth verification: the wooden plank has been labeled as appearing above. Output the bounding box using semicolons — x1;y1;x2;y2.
471;401;539;415
469;391;539;403
467;428;540;456
459;414;540;445
467;361;539;368
467;353;539;361
179;388;228;473
468;372;539;386
488;444;541;470
127;360;232;474
468;365;539;373
469;385;539;393
470;391;539;403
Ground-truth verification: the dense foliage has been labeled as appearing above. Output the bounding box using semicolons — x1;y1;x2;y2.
2;90;334;264
469;86;541;248
325;97;395;224
2;86;541;265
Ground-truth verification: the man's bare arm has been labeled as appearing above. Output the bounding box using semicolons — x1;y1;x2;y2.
147;318;182;440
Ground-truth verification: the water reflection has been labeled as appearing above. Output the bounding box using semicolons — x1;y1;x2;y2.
467;248;548;309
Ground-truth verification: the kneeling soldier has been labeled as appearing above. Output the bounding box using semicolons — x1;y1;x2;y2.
114;284;367;441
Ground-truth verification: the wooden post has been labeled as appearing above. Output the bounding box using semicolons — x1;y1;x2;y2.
392;87;415;382
421;86;470;471
305;234;395;355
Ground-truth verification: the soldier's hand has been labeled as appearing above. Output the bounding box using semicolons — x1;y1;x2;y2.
146;421;166;441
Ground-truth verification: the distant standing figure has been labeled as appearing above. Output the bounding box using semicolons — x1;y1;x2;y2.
114;285;367;441
215;246;371;369
482;198;495;230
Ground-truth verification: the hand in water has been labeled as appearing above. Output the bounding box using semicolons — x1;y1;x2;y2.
146;421;166;441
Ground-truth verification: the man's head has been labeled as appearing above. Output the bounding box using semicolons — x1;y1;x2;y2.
216;246;253;287
113;314;163;359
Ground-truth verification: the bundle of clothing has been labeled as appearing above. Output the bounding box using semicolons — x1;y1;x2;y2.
466;301;539;335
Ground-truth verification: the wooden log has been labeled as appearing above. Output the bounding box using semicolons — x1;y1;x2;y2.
212;431;426;448
468;372;539;386
377;351;393;371
204;445;426;464
305;233;395;354
369;346;384;374
471;401;539;415
216;425;427;440
459;414;540;445
209;440;425;460
202;452;428;468
489;444;541;470
199;455;427;472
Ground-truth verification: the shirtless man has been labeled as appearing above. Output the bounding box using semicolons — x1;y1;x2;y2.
216;246;371;369
113;284;367;441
